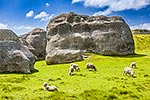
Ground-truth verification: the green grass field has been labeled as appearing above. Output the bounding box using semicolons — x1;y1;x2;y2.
1;34;150;100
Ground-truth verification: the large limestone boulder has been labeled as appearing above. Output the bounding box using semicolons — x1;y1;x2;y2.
20;28;46;60
0;29;35;73
46;12;134;64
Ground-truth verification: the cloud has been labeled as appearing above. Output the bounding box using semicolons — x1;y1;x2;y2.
130;23;150;30
72;0;150;15
34;11;55;22
10;25;34;35
34;11;48;19
12;25;33;30
0;23;8;29
46;3;50;7
26;10;34;17
72;0;84;3
0;22;33;34
93;9;112;16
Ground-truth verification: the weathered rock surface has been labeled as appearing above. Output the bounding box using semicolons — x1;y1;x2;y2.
0;29;35;73
20;28;46;60
46;12;134;64
46;49;83;64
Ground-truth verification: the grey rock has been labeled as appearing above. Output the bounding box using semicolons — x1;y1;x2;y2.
0;29;35;73
20;28;46;60
46;49;83;65
46;12;134;64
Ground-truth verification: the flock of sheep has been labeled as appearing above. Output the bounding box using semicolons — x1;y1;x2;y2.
123;62;136;77
43;62;136;92
68;63;97;75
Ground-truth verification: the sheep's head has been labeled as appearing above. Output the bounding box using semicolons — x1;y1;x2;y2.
94;67;97;71
130;71;134;77
43;82;48;87
70;63;74;66
76;67;80;71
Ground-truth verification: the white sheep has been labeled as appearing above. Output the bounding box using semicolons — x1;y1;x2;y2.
130;62;136;68
86;63;97;71
70;63;80;71
123;67;134;77
43;82;58;91
68;63;80;76
68;65;74;76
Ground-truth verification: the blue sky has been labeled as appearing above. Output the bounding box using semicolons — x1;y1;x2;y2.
0;0;150;35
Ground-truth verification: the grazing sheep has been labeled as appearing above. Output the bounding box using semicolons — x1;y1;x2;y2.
130;62;136;68
86;63;97;71
70;63;80;71
68;65;74;76
123;67;134;77
68;63;80;76
43;82;58;91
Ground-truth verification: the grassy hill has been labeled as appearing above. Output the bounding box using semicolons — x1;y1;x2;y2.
133;34;150;52
0;34;150;100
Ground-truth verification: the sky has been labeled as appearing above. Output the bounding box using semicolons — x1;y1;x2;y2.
0;0;150;35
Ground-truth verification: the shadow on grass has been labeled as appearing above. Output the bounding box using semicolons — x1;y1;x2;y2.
31;68;39;73
79;89;118;100
69;73;86;77
0;68;39;74
84;52;147;58
107;53;147;58
42;91;77;100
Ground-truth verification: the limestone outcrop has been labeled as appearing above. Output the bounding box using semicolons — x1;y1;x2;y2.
46;12;134;64
0;29;35;73
20;28;46;60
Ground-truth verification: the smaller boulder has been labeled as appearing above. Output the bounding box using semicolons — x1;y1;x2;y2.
20;28;46;60
46;49;83;65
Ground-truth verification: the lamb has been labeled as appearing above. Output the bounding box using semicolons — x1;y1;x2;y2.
123;67;134;77
43;82;58;91
130;62;136;68
86;63;97;71
68;63;80;75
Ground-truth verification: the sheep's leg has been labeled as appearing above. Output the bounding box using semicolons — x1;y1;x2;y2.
122;71;126;76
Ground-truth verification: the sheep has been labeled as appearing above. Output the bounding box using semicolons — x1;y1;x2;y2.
43;82;58;91
70;63;80;71
68;63;80;76
130;62;136;68
86;63;97;71
68;65;74;76
123;67;134;77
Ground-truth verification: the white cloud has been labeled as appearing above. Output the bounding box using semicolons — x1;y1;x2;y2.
46;3;50;7
0;23;8;29
2;24;34;35
130;23;150;30
34;11;55;22
72;0;150;15
10;25;34;35
93;9;112;16
34;11;48;19
0;23;33;34
26;10;34;18
72;0;84;3
12;25;33;30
